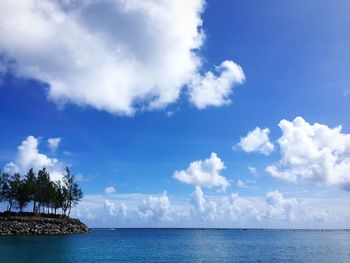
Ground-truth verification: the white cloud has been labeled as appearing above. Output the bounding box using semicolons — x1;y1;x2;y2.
191;186;206;213
166;111;174;117
266;117;350;191
75;173;89;182
225;193;241;220
248;166;258;177
190;186;217;221
104;186;117;194
189;187;259;222
225;193;260;222
4;136;64;181
265;191;299;221
238;127;274;155
174;152;230;191
47;137;61;152
104;199;127;217
188;60;245;109
137;192;172;221
236;179;247;188
0;0;244;115
73;190;350;228
3;162;19;174
119;202;128;218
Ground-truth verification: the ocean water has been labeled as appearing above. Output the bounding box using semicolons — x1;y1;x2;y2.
0;229;349;263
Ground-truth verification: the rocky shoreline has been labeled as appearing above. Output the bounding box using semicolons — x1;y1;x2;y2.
0;212;89;235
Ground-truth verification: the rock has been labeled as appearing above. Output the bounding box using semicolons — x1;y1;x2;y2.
0;213;89;236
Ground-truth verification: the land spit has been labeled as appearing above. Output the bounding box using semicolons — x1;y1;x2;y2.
0;212;89;235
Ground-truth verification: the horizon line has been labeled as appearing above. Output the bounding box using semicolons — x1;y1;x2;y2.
89;227;350;231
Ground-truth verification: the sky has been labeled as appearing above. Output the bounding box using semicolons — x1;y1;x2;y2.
0;0;350;228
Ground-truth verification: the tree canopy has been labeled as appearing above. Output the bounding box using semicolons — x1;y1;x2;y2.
0;167;83;216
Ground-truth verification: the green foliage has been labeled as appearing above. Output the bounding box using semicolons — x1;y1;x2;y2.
12;173;31;212
62;167;83;216
0;172;14;211
25;168;38;212
0;167;83;216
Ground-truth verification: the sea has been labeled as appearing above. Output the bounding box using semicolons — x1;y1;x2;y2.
0;229;349;262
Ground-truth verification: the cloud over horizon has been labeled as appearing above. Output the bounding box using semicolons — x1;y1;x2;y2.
72;188;348;228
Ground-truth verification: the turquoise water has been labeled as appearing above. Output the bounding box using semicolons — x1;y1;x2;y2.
0;229;349;262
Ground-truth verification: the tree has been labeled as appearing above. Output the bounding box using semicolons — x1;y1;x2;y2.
52;181;65;215
61;186;69;215
25;168;38;213
0;167;83;216
0;172;5;203
37;168;51;213
0;172;16;212
12;173;31;212
63;167;83;216
44;181;57;214
0;172;10;208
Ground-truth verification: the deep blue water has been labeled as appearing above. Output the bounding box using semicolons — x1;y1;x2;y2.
0;229;349;262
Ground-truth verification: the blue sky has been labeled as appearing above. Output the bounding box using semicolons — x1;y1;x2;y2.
0;0;349;228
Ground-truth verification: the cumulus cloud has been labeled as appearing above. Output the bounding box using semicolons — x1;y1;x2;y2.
226;193;261;222
137;192;172;221
0;0;244;115
188;60;245;109
104;186;117;194
47;137;61;152
265;191;299;221
190;186;217;220
266;117;350;191
174;152;229;191
74;189;349;228
104;199;127;217
190;187;260;222
238;127;274;155
4;136;65;181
